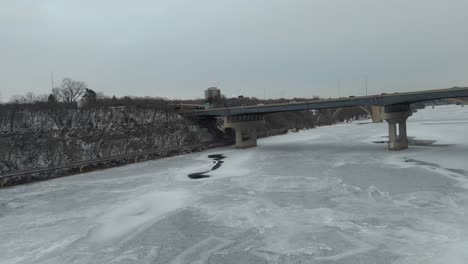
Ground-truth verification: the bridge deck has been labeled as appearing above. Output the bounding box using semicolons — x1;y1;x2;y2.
184;87;468;117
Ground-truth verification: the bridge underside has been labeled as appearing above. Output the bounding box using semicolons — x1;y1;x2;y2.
223;115;265;149
332;105;384;123
186;88;468;151
218;104;415;151
208;104;426;151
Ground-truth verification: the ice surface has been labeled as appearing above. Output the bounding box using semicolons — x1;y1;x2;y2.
1;105;468;263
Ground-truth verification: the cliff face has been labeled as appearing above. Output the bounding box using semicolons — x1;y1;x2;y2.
0;106;212;173
0;102;370;175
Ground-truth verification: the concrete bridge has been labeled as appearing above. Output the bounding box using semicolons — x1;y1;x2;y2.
184;87;468;150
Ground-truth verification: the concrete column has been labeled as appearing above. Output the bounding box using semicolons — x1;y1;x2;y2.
250;128;257;141
383;104;412;151
387;120;397;146
386;117;409;150
399;120;407;141
234;128;257;148
371;106;384;123
235;128;243;146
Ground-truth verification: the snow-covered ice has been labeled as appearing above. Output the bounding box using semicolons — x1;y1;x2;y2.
1;105;468;264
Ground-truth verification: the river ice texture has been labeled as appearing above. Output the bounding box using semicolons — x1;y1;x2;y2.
1;105;468;264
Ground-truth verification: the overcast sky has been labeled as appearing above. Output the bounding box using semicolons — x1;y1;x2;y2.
1;0;468;100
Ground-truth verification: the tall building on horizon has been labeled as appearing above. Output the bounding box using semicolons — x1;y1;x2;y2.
205;87;221;101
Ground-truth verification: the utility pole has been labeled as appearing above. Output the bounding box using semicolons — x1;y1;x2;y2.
51;72;54;89
338;79;341;97
365;76;368;96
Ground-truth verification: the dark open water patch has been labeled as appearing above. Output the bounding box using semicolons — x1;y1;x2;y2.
188;154;226;180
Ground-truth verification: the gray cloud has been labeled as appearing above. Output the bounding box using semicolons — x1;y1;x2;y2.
1;0;468;101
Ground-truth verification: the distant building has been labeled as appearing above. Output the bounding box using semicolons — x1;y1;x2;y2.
205;87;221;101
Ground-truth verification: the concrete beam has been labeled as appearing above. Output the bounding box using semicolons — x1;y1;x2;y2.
371;106;384;123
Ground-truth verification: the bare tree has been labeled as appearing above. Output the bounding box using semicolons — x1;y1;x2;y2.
52;78;88;103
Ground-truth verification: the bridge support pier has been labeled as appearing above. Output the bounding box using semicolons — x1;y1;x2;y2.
233;127;258;148
224;115;265;149
371;106;384;123
383;104;412;151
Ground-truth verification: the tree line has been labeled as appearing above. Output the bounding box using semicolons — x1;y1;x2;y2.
3;77;373;131
6;78;173;112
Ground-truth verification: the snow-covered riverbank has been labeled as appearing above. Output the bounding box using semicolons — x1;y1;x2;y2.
1;105;468;264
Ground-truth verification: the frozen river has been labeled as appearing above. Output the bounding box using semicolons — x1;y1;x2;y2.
1;105;468;264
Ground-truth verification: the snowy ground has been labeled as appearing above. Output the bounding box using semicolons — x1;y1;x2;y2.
1;105;468;264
